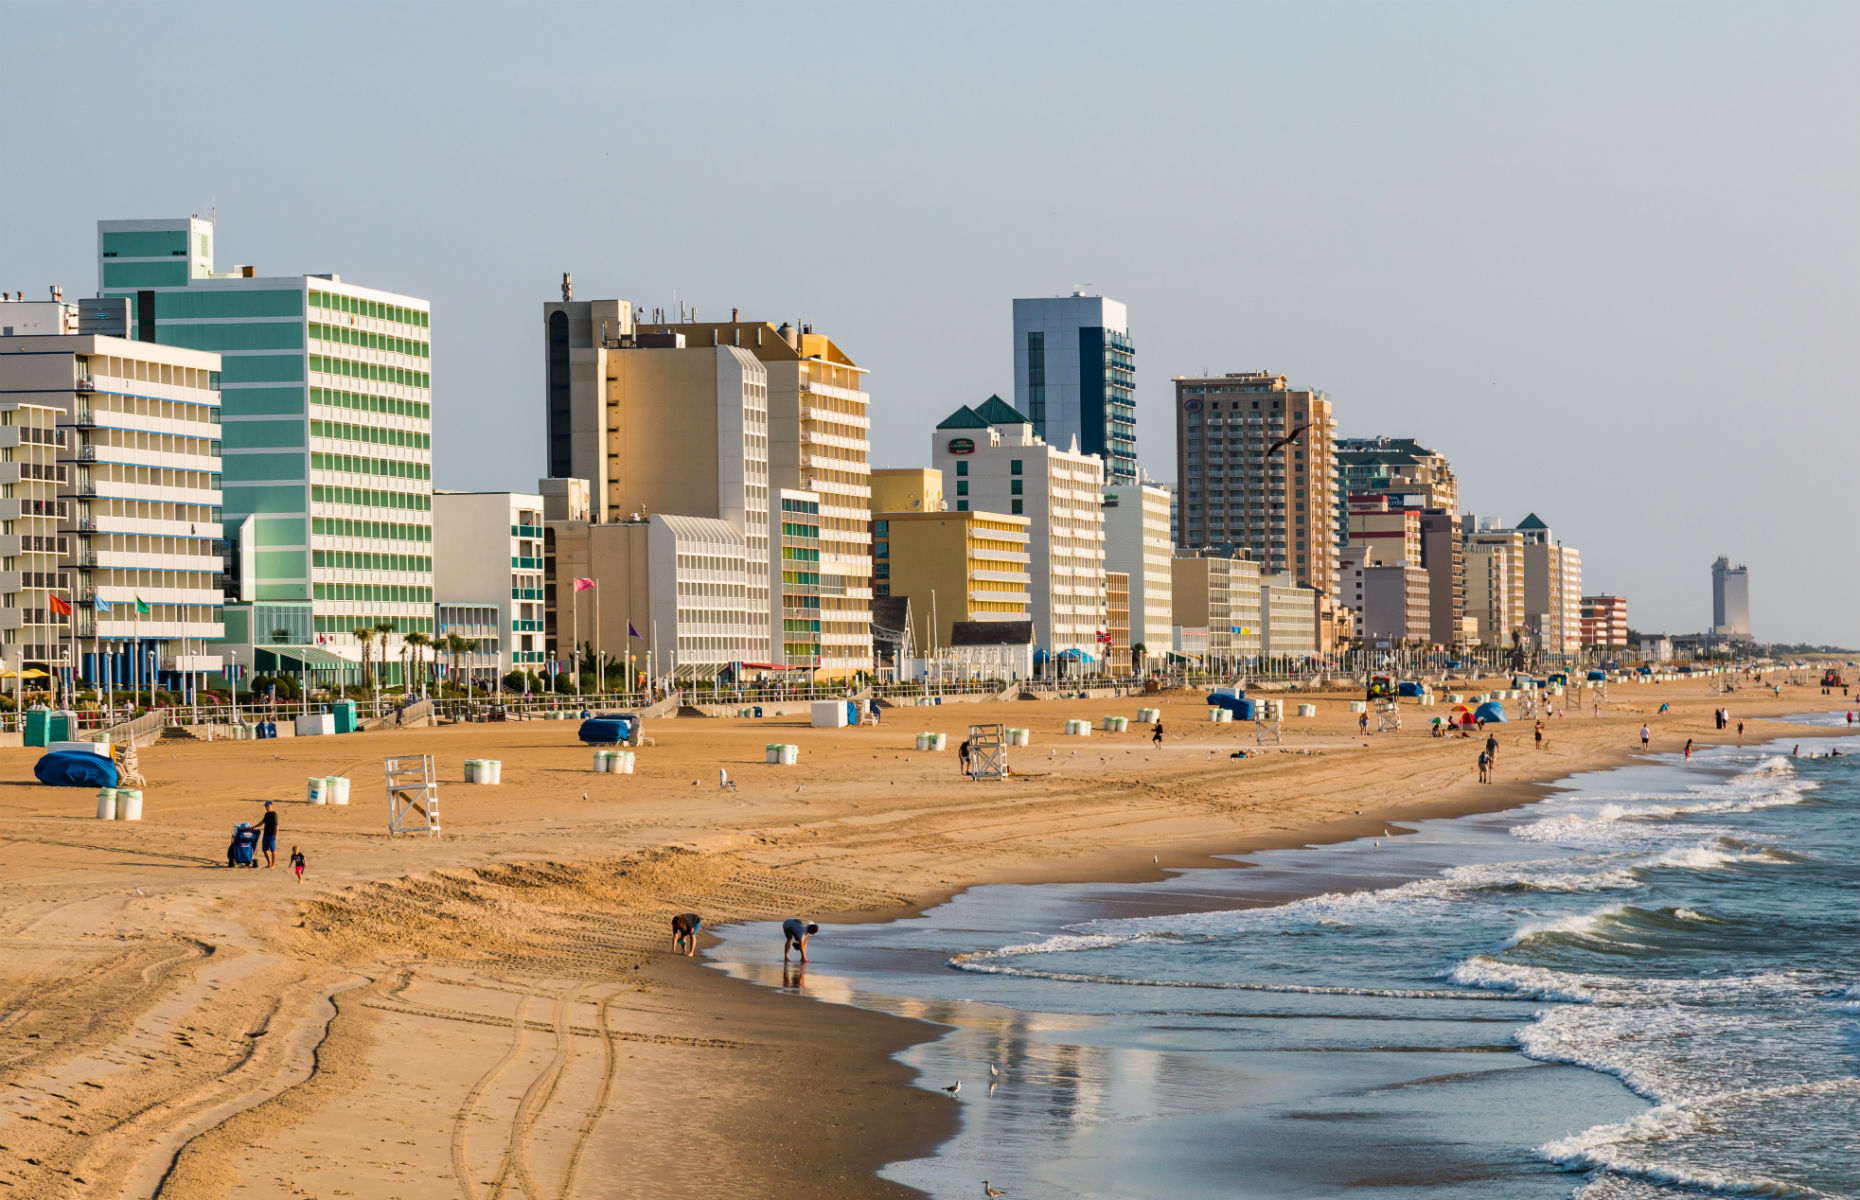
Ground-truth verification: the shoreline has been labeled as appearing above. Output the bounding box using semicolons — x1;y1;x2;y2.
0;681;1843;1198
692;706;1849;1194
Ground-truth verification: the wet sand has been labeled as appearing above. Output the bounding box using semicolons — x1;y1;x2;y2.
0;675;1838;1198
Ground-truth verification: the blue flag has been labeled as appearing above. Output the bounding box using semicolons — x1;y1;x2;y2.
93;595;112;613
629;622;642;639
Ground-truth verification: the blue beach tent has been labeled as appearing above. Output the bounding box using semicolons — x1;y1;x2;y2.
33;750;119;788
1473;700;1508;723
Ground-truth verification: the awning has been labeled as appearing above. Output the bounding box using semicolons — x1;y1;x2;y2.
256;646;357;672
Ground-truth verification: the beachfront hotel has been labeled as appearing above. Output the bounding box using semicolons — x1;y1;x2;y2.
432;490;548;679
1012;292;1137;484
1580;593;1630;652
1;297;225;689
95;217;432;682
1171;550;1261;671
1463;521;1526;648
544;296;870;677
1102;482;1174;667
930;397;1107;675
1173;371;1339;598
1517;513;1583;656
869;502;1032;655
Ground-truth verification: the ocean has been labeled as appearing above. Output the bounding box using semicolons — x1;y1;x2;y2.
709;715;1859;1198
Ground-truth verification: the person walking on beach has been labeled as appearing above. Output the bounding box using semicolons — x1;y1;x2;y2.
1359;710;1369;735
1477;749;1491;783
1152;721;1164;747
958;739;972;777
290;846;305;882
259;800;279;869
1535;719;1545;750
1485;732;1499;768
1684;739;1694;760
782;918;819;963
671;912;701;956
1737;720;1744;743
1640;724;1651;750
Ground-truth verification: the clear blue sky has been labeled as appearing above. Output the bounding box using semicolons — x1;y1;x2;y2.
5;2;1855;643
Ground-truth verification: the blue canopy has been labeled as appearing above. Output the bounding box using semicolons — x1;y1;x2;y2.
579;715;639;744
35;750;119;788
1473;700;1508;723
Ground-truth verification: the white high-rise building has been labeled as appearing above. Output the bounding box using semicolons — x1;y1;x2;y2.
1711;556;1750;638
932;396;1106;672
433;491;547;680
2;310;225;690
1012;293;1135;483
1103;483;1173;665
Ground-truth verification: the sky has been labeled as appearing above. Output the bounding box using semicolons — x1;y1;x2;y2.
4;1;1855;644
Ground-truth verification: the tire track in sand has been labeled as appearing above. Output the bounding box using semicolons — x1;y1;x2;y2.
451;990;531;1200
556;987;623;1199
492;984;580;1200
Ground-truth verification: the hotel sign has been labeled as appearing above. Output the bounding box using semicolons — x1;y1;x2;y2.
947;437;975;455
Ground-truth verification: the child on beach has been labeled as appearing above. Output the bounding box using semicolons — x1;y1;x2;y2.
290;846;305;883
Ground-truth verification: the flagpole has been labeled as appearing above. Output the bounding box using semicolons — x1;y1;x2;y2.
593;582;602;701
571;583;580;697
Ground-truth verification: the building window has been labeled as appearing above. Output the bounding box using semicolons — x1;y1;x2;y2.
874;520;888;535
1011;499;1023;515
955;461;967;477
956;480;968;496
957;500;968;511
1010;459;1022;476
1010;480;1023;496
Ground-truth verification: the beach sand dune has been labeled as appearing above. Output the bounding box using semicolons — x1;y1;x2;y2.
0;679;1834;1197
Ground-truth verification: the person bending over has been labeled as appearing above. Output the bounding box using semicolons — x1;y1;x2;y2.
782;917;819;963
671;912;702;957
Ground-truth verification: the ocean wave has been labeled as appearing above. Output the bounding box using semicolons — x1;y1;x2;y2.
945;954;1511;1000
1539;1078;1860;1199
1646;841;1782;871
1514;787;1812;847
1448;955;1812;1006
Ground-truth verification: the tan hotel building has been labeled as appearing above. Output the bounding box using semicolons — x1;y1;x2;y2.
1173;372;1338;597
543;297;872;677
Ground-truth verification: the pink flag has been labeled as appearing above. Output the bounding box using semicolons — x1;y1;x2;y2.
573;577;595;592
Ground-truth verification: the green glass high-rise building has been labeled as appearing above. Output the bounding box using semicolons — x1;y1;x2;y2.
98;217;433;679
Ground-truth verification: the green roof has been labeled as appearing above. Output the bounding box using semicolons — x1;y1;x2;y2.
1515;512;1549;530
974;394;1033;426
936;405;991;430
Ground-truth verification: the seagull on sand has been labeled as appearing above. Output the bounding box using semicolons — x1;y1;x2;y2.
943;1081;961;1094
985;1183;1005;1198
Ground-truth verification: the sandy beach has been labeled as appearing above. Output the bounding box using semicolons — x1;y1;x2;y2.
0;675;1842;1199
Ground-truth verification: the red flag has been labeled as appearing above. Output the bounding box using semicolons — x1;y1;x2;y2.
49;593;72;616
573;577;595;592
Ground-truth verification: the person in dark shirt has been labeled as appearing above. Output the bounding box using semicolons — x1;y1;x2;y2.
671;912;702;956
259;800;280;868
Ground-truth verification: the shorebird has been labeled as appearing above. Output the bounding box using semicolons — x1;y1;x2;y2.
943;1081;961;1094
985;1183;1005;1198
990;1064;1000;1078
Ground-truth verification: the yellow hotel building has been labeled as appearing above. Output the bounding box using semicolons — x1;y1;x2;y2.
872;501;1031;654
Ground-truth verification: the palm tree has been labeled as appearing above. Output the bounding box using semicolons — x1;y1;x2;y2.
403;631;431;696
373;621;396;688
446;633;472;691
352;624;377;689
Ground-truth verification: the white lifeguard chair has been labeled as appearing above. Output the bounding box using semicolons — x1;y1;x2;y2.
385;754;440;837
967;723;1008;780
1376;700;1402;733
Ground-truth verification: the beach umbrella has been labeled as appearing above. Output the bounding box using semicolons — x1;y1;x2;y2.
1450;704;1477;726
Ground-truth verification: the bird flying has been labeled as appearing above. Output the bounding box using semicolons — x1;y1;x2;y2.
1262;424;1309;458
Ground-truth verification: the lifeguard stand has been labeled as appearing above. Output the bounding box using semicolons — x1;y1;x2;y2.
1376;700;1402;733
1255;699;1283;745
968;723;1007;780
385;754;440;837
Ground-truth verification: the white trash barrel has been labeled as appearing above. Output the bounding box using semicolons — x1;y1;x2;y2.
595;750;613;772
308;777;329;804
1297;703;1317;717
96;788;118;820
776;744;799;765
115;789;143;821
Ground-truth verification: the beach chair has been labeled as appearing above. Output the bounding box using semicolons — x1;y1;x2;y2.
228;823;259;867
